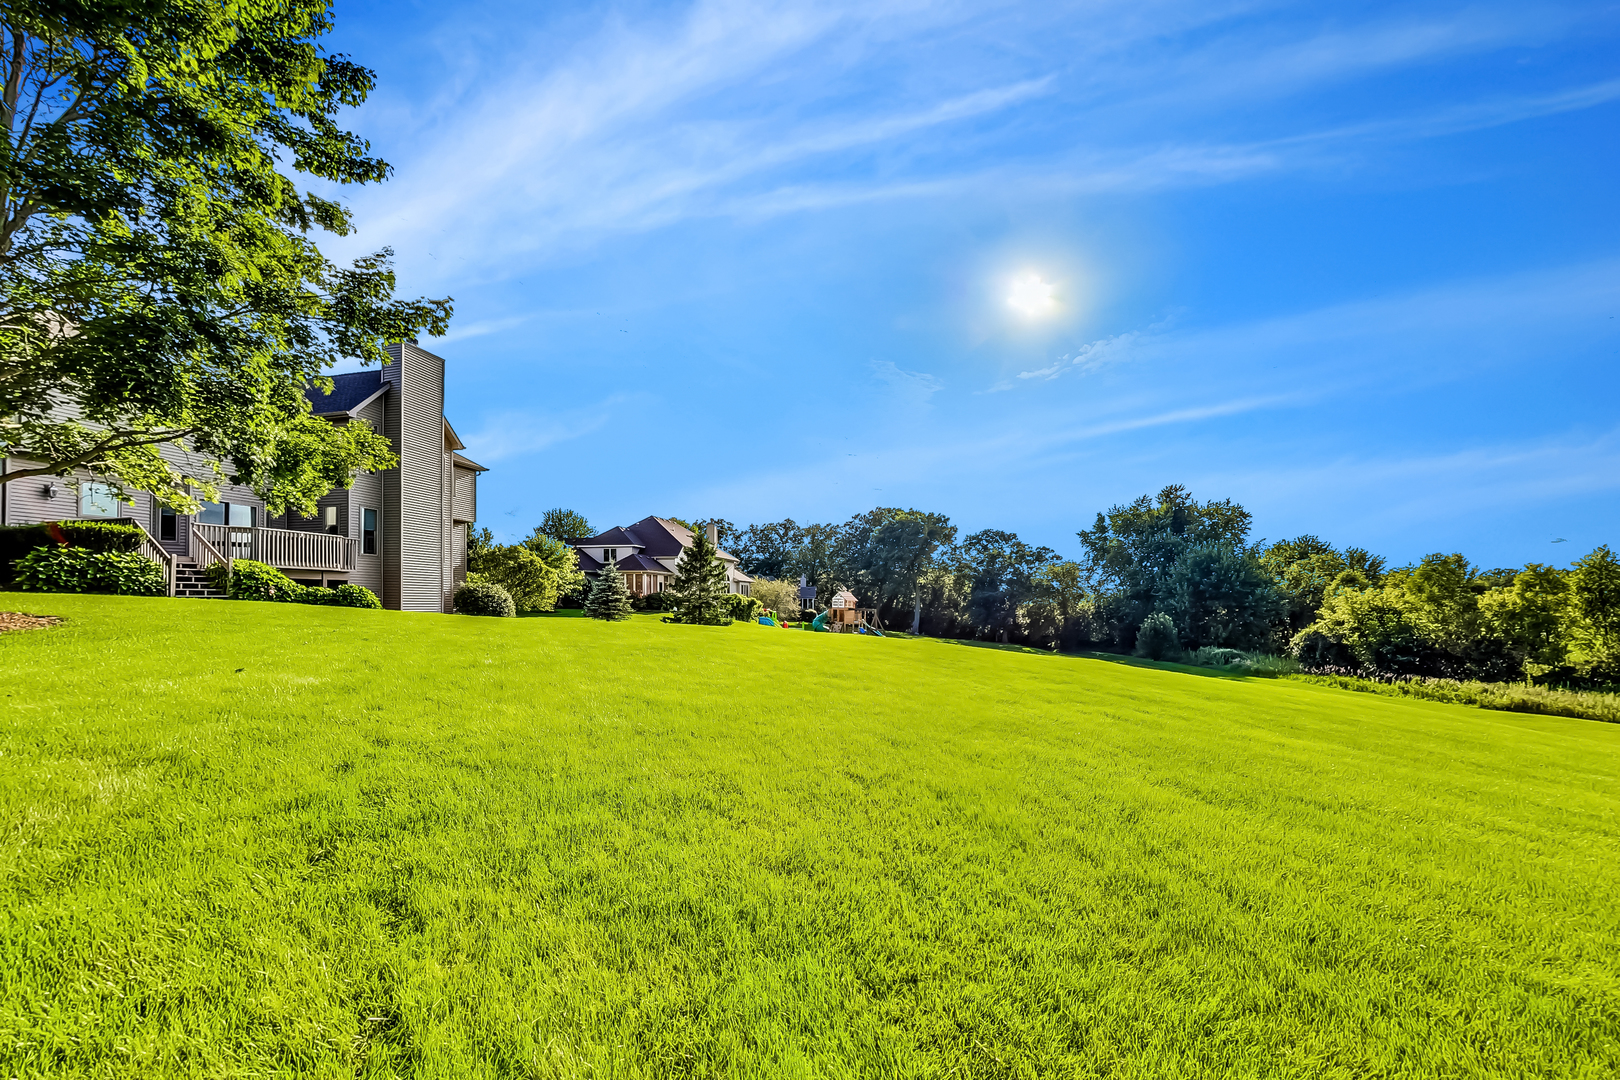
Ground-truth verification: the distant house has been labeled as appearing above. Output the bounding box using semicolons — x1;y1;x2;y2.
798;574;818;611
0;341;485;612
572;517;752;597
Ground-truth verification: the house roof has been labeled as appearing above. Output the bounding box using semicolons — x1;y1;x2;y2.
305;370;386;415
573;516;739;565
577;525;641;548
578;550;669;574
451;452;488;473
798;583;817;599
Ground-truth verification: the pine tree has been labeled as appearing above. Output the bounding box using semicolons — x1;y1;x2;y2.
669;528;730;624
583;554;635;621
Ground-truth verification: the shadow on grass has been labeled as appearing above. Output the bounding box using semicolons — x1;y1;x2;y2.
923;638;1257;680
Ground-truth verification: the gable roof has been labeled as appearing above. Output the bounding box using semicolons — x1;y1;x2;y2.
451;452;488;473
306;370;385;415
576;525;641;548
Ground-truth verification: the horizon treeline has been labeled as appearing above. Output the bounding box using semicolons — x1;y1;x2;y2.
713;485;1619;686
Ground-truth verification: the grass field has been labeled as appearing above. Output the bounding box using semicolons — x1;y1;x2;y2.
2;595;1618;1078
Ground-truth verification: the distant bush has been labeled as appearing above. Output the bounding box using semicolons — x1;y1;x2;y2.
1189;646;1249;667
1134;612;1181;661
633;589;675;612
721;593;763;621
14;546;164;596
1288;673;1620;725
455;579;515;617
1186;647;1302;676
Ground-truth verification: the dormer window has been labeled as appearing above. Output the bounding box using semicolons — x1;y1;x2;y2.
603;547;617;564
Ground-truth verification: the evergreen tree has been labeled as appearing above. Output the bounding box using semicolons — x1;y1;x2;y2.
583;556;634;621
669;529;730;624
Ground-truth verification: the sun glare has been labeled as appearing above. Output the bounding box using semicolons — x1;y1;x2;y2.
1007;272;1056;318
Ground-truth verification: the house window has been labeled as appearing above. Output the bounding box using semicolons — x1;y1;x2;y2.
322;506;338;534
198;500;255;527
79;482;121;518
362;508;378;555
159;505;177;541
603;547;617;564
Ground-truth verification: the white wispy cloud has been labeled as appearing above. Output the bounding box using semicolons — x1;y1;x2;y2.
871;359;943;405
460;397;634;462
322;0;1615;285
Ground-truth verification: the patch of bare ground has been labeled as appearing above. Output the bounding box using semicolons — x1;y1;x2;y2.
0;611;61;633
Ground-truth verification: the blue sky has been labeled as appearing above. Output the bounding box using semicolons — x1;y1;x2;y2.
317;0;1620;567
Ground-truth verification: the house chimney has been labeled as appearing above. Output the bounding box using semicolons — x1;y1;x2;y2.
706;522;718;547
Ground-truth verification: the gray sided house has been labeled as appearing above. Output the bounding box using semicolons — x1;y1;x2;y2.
573;518;753;598
0;342;486;613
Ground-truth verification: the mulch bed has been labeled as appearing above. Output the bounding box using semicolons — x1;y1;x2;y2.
0;612;62;634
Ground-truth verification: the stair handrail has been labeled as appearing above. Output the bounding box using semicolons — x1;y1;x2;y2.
190;527;231;585
125;518;177;597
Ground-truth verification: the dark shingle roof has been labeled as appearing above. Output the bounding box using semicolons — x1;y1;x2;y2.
576;525;639;548
615;553;668;572
306;370;385;415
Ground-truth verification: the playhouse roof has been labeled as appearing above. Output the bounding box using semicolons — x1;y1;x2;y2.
831;589;858;607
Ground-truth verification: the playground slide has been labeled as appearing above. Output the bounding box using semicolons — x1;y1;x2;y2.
759;616;777;627
810;610;830;632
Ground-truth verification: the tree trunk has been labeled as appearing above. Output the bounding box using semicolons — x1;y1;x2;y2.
912;596;922;635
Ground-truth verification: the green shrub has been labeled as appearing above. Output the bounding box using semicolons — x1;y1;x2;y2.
721;593;764;621
213;559;302;602
14;547;164;596
634;589;675;612
0;520;145;582
1190;646;1250;667
455;580;515;617
209;560;381;609
1288;673;1620;725
1134;612;1181;661
332;583;381;609
54;521;143;553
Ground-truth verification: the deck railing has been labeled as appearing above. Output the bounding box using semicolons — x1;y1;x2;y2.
191;522;357;573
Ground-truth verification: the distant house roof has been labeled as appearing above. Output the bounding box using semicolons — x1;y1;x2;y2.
576;518;741;569
451;452;487;472
798;582;817;599
305;370;385;415
579;550;672;574
577;525;641;548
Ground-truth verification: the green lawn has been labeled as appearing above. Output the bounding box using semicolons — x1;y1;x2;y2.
2;596;1617;1079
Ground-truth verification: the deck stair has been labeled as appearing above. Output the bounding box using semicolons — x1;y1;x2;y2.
173;563;227;599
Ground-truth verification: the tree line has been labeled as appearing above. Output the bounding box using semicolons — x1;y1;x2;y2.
722;485;1620;686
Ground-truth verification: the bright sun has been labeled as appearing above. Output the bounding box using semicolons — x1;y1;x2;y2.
1007;272;1056;317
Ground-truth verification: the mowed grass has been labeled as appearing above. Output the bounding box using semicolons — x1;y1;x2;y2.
1;597;1618;1079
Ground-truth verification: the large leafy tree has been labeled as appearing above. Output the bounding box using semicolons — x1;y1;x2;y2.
854;510;955;634
952;529;1059;641
0;1;451;514
535;508;591;543
1078;485;1254;636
